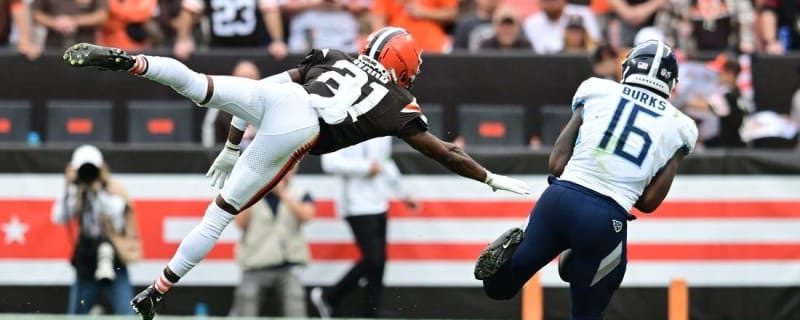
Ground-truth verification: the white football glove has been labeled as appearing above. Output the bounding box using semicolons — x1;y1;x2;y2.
485;171;532;195
206;142;240;189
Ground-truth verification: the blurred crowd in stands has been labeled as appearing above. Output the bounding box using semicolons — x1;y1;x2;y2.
1;0;795;57
1;0;798;148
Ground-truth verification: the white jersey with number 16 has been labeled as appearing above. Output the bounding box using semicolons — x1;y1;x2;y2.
559;77;698;211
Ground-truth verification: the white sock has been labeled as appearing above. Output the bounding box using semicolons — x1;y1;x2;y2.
166;202;234;277
136;55;209;104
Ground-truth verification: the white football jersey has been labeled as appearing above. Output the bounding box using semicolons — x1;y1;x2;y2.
559;77;698;211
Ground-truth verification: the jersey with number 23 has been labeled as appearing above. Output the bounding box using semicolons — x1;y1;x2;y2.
560;77;698;211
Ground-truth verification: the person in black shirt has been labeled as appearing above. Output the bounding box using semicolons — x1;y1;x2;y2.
452;0;500;50
478;6;533;51
760;0;800;53
172;0;287;60
63;26;531;320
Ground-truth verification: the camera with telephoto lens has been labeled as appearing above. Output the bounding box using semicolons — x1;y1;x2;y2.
75;163;101;186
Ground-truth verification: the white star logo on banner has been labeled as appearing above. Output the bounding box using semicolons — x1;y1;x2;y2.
2;215;29;245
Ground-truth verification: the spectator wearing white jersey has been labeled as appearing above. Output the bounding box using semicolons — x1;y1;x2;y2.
281;0;367;53
523;0;601;54
312;136;416;318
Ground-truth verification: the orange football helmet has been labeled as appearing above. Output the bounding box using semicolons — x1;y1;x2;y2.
359;27;423;88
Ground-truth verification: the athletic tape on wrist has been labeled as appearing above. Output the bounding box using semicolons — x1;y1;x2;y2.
225;141;240;151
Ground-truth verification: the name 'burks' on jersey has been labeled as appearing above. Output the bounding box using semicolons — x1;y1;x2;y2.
621;86;669;111
297;48;428;155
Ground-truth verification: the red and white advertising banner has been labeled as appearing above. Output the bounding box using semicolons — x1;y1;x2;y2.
1;174;799;287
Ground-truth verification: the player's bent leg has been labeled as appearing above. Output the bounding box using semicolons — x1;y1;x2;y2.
64;44;209;104
480;183;569;300
567;244;627;320
558;249;573;283
164;126;319;280
474;227;524;281
220;127;319;211
63;44;274;127
200;75;268;126
132;200;235;319
565;194;629;320
132;127;319;319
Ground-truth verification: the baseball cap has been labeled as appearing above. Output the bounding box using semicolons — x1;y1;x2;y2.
633;27;665;46
566;15;585;30
70;144;104;169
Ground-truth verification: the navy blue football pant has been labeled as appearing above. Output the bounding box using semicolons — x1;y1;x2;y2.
483;177;629;320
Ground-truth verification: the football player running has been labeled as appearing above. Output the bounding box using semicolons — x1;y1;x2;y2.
474;40;698;320
63;27;531;320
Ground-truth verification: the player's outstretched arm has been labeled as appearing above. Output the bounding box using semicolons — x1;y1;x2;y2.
635;149;686;213
549;106;583;177
401;131;531;194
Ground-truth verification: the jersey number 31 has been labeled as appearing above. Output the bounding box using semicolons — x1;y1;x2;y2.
598;97;661;166
317;60;390;122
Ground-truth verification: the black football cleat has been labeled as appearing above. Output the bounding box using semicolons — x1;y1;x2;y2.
558;249;573;283
131;285;162;320
63;43;136;71
474;227;524;280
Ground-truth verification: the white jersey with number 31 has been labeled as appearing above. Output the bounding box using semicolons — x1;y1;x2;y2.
559;77;698;211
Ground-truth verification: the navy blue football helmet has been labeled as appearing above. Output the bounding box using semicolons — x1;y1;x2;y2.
621;40;679;98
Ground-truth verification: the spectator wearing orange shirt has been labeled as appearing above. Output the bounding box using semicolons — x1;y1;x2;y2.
97;0;157;52
371;0;458;53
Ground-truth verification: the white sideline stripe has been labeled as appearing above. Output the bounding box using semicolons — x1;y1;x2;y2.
630;219;800;243
163;218;800;244
1;174;800;201
163;218;528;243
2;260;800;287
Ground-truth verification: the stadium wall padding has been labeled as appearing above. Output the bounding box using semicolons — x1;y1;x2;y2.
3;51;800;142
0;148;798;318
0;146;798;174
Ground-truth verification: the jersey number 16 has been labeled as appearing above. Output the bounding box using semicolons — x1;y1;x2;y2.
598;97;662;166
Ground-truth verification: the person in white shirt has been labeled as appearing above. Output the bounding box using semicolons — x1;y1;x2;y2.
311;136;415;318
523;0;600;54
281;0;367;53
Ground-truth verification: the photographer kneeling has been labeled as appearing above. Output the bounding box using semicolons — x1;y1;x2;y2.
52;145;142;315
